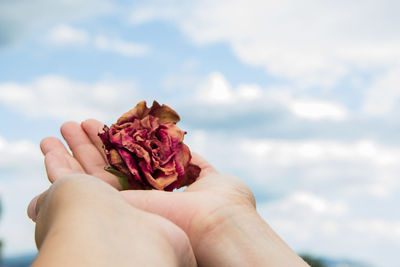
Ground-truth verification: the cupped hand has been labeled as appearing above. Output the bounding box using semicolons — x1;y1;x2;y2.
40;119;258;266
30;156;196;266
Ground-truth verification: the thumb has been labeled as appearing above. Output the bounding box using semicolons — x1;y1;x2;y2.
27;189;49;222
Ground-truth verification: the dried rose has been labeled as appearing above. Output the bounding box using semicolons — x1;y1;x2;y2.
98;100;201;191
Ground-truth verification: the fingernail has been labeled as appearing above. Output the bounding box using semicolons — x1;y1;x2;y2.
27;195;40;222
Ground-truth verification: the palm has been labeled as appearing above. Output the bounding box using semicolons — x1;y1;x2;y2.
41;119;255;248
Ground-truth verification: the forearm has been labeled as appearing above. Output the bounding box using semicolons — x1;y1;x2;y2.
195;207;309;267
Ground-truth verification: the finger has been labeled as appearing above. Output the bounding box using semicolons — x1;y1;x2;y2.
81;119;107;162
61;121;107;174
191;152;218;178
40;137;70;156
41;137;83;182
27;189;49;222
44;152;84;182
27;194;40;221
61;122;122;189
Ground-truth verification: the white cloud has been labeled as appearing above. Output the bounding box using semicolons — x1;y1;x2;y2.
197;72;263;104
45;24;150;57
239;138;400;197
236;84;263;101
0;176;47;256
186;129;400;200
0;75;140;122
363;67;400;115
46;24;89;46
256;192;348;246
258;195;400;267
93;34;150;57
196;72;234;104
0;137;47;256
0;137;42;169
350;219;400;242
130;0;400;89
266;191;348;216
196;72;348;120
289;99;347;121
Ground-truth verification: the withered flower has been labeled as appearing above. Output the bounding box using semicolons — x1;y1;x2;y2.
99;101;200;191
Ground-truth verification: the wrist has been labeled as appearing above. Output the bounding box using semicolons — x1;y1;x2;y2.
194;206;309;267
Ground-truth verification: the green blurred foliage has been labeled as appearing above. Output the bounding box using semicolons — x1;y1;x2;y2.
0;197;2;262
300;253;326;267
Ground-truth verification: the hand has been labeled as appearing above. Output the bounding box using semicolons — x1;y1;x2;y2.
40;119;309;267
28;158;196;266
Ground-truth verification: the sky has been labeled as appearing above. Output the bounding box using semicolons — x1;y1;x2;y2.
0;0;399;266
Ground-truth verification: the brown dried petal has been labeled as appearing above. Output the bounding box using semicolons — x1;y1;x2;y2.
139;161;178;190
117;101;180;125
180;163;202;187
117;101;150;124
148;101;180;124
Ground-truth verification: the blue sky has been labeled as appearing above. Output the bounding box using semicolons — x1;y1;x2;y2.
1;1;400;266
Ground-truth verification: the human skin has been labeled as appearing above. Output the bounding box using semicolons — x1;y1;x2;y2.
29;173;196;267
35;119;309;267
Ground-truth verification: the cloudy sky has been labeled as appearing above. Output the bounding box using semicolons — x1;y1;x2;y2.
1;0;399;266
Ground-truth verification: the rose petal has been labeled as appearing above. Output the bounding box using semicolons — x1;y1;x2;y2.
157;125;185;158
174;143;191;177
117;101;150;124
165;124;185;149
140;115;159;131
117;149;142;183
122;141;152;171
148;101;180;124
139;161;178;190
109;123;137;147
181;163;202;187
155;158;176;175
98;126;112;149
165;163;201;191
154;147;175;166
107;149;133;180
